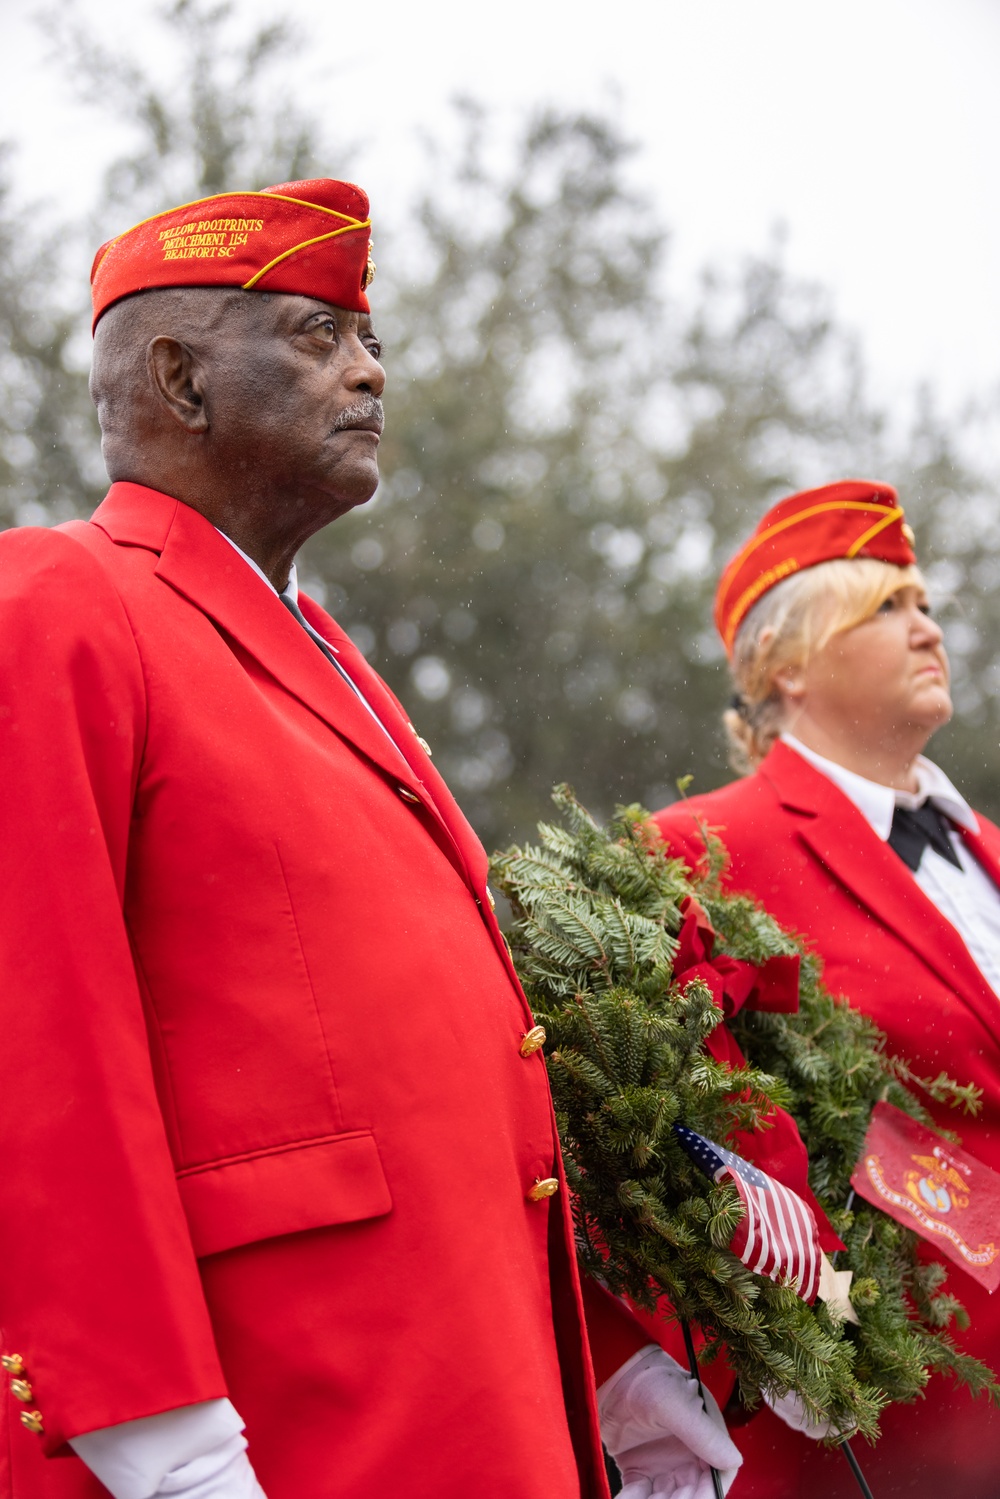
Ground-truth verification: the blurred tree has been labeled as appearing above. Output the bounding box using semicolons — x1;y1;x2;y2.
305;108;896;838
0;150;103;527
887;396;1000;818
2;0;999;842
41;0;327;222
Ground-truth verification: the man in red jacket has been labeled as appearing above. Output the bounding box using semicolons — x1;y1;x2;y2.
655;482;1000;1497
0;180;741;1499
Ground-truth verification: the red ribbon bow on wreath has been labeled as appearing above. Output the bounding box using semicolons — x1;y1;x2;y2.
673;896;800;1035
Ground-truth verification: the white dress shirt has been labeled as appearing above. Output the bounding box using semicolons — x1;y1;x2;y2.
782;734;1000;997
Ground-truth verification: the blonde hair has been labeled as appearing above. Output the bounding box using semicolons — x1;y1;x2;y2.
723;557;925;773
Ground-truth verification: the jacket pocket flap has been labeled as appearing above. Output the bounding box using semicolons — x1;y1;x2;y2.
177;1131;392;1258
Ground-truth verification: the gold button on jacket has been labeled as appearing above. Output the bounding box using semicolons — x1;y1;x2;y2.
406;722;433;757
527;1177;559;1202
1;1354;25;1377
19;1410;44;1434
397;786;421;805
519;1025;546;1058
10;1379;33;1403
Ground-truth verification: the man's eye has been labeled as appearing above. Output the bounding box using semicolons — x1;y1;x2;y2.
366;340;383;361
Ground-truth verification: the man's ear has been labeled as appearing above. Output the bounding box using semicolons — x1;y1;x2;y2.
146;336;209;433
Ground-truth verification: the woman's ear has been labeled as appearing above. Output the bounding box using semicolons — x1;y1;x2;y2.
773;664;806;703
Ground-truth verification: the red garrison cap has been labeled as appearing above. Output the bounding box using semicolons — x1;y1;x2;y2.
90;178;375;329
714;480;917;655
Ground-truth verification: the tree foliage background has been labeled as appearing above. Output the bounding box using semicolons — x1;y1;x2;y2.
4;0;1000;843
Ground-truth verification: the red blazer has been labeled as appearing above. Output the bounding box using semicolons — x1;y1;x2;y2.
654;740;1000;1499
0;484;609;1499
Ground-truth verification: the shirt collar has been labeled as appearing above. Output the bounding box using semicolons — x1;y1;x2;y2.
216;528;298;604
780;734;978;840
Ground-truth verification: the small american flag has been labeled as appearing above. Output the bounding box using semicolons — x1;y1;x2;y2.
674;1124;822;1302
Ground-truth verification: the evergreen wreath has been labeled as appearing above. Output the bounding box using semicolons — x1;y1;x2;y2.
490;785;1000;1442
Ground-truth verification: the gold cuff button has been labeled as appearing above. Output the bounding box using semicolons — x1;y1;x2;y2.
11;1380;33;1403
397;787;421;805
528;1177;560;1202
1;1355;25;1377
520;1025;547;1057
20;1410;43;1434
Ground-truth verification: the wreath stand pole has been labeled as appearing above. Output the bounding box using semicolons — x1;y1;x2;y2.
839;1439;874;1499
680;1314;874;1499
680;1318;725;1499
831;1189;875;1499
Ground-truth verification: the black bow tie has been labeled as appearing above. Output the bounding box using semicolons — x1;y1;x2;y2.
888;802;962;873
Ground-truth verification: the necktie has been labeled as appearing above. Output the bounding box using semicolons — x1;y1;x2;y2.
279;592;403;752
279;592;365;701
888;802;963;873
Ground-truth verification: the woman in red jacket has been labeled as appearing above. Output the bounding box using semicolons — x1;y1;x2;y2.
653;481;1000;1498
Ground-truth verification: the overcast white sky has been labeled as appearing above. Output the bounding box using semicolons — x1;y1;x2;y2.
1;0;998;417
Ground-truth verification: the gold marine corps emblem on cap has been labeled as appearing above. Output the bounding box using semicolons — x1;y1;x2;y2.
364;244;376;290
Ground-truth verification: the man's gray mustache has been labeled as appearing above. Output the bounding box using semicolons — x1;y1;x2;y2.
331;395;384;434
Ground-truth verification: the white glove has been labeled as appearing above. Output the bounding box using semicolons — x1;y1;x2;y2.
70;1400;267;1499
763;1388;850;1443
156;1434;266;1498
598;1345;742;1499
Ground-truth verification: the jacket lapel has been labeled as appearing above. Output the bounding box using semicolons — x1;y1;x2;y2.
88;484;477;870
761;742;1000;1048
297;596;489;890
308;612;526;989
961;821;1000;890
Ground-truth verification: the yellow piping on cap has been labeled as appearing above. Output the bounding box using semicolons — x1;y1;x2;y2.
241;221;371;291
846;508;906;557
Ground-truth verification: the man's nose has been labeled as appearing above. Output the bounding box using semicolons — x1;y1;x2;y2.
346;338;386;397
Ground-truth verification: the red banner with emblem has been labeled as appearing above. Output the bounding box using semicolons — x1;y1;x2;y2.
850;1102;1000;1293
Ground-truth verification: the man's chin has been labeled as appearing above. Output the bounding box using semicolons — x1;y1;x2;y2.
320;458;381;511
